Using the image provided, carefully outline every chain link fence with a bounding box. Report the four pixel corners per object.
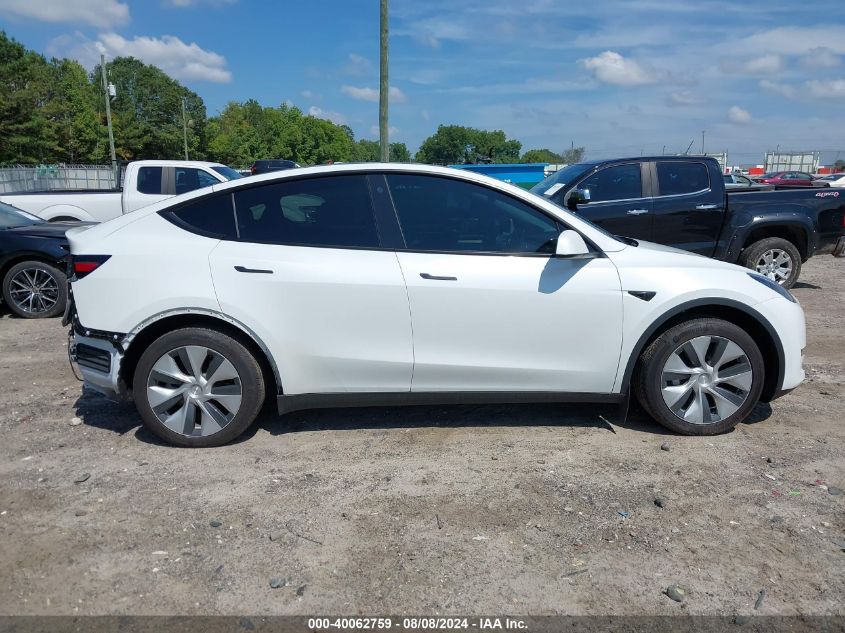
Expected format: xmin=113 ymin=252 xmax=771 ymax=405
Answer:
xmin=0 ymin=165 xmax=117 ymax=194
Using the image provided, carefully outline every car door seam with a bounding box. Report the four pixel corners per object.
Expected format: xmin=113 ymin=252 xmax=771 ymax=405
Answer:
xmin=393 ymin=250 xmax=416 ymax=392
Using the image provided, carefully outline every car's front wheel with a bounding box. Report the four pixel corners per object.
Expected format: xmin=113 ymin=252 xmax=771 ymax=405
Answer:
xmin=133 ymin=327 xmax=265 ymax=447
xmin=634 ymin=318 xmax=764 ymax=435
xmin=2 ymin=260 xmax=67 ymax=319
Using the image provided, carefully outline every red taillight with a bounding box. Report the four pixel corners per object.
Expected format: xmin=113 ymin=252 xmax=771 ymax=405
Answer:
xmin=72 ymin=255 xmax=111 ymax=279
xmin=250 ymin=165 xmax=257 ymax=174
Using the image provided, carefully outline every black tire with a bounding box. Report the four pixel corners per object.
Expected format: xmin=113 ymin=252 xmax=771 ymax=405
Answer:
xmin=132 ymin=327 xmax=265 ymax=447
xmin=633 ymin=318 xmax=764 ymax=435
xmin=740 ymin=237 xmax=801 ymax=289
xmin=2 ymin=260 xmax=67 ymax=319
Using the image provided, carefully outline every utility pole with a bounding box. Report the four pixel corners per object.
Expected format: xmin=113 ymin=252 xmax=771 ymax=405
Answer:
xmin=379 ymin=0 xmax=389 ymax=162
xmin=701 ymin=130 xmax=705 ymax=154
xmin=181 ymin=97 xmax=189 ymax=160
xmin=100 ymin=54 xmax=117 ymax=178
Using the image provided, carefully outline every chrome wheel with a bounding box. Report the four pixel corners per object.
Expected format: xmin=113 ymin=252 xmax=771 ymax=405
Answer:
xmin=755 ymin=248 xmax=792 ymax=284
xmin=8 ymin=267 xmax=60 ymax=315
xmin=147 ymin=346 xmax=243 ymax=437
xmin=660 ymin=335 xmax=753 ymax=425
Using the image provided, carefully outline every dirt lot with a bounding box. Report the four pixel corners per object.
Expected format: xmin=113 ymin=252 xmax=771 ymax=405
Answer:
xmin=0 ymin=256 xmax=843 ymax=618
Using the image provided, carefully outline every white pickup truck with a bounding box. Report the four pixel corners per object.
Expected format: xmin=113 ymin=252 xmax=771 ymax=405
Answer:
xmin=0 ymin=160 xmax=242 ymax=222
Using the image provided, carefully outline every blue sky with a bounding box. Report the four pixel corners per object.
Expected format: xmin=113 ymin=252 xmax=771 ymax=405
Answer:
xmin=1 ymin=0 xmax=844 ymax=165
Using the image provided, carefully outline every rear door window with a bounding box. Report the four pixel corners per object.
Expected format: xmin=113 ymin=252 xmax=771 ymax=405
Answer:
xmin=233 ymin=175 xmax=381 ymax=248
xmin=656 ymin=161 xmax=710 ymax=196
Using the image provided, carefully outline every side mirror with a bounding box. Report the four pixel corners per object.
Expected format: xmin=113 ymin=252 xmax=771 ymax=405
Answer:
xmin=566 ymin=188 xmax=591 ymax=210
xmin=555 ymin=230 xmax=591 ymax=258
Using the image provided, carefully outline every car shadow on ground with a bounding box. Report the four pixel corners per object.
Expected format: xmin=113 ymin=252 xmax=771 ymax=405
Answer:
xmin=73 ymin=389 xmax=773 ymax=447
xmin=792 ymin=281 xmax=822 ymax=290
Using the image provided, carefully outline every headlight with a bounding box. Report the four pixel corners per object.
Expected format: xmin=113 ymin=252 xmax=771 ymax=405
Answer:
xmin=747 ymin=272 xmax=796 ymax=303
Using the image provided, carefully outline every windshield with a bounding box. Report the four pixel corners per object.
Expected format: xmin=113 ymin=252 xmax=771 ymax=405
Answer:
xmin=0 ymin=201 xmax=42 ymax=228
xmin=211 ymin=165 xmax=243 ymax=180
xmin=529 ymin=163 xmax=594 ymax=197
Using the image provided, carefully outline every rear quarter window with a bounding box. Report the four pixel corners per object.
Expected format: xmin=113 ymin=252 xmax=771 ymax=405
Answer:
xmin=165 ymin=193 xmax=238 ymax=239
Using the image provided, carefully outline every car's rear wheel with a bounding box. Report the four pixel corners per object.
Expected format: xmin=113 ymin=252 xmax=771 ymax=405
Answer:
xmin=2 ymin=260 xmax=67 ymax=319
xmin=133 ymin=327 xmax=265 ymax=447
xmin=741 ymin=237 xmax=801 ymax=289
xmin=634 ymin=318 xmax=764 ymax=435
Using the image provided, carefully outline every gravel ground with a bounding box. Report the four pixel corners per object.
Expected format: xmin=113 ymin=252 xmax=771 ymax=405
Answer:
xmin=0 ymin=255 xmax=843 ymax=617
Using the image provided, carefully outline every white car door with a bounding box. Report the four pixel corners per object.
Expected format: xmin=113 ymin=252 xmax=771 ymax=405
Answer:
xmin=207 ymin=174 xmax=413 ymax=395
xmin=384 ymin=173 xmax=624 ymax=393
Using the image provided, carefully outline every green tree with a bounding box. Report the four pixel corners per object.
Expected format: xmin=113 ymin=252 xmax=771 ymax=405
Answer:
xmin=834 ymin=159 xmax=845 ymax=173
xmin=389 ymin=142 xmax=410 ymax=162
xmin=99 ymin=56 xmax=207 ymax=160
xmin=354 ymin=139 xmax=380 ymax=162
xmin=0 ymin=31 xmax=55 ymax=163
xmin=351 ymin=139 xmax=409 ymax=162
xmin=45 ymin=58 xmax=104 ymax=163
xmin=415 ymin=125 xmax=521 ymax=164
xmin=521 ymin=148 xmax=563 ymax=163
xmin=561 ymin=146 xmax=586 ymax=164
xmin=206 ymin=101 xmax=358 ymax=166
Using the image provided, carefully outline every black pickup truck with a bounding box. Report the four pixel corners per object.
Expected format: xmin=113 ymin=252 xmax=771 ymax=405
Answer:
xmin=531 ymin=156 xmax=845 ymax=288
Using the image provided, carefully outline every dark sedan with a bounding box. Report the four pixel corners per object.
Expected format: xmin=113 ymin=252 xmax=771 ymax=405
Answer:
xmin=249 ymin=159 xmax=300 ymax=175
xmin=0 ymin=201 xmax=92 ymax=318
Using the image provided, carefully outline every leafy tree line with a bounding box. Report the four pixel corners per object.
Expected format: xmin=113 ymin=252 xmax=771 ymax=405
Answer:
xmin=0 ymin=31 xmax=578 ymax=168
xmin=414 ymin=124 xmax=584 ymax=165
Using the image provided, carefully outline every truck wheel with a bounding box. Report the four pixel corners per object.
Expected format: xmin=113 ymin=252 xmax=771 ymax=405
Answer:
xmin=634 ymin=318 xmax=764 ymax=436
xmin=132 ymin=327 xmax=265 ymax=448
xmin=741 ymin=237 xmax=801 ymax=289
xmin=2 ymin=260 xmax=67 ymax=319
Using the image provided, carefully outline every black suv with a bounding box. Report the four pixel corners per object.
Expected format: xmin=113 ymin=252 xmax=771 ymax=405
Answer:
xmin=249 ymin=160 xmax=300 ymax=175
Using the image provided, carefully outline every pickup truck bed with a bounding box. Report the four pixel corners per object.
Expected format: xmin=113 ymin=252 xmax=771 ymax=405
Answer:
xmin=0 ymin=160 xmax=240 ymax=223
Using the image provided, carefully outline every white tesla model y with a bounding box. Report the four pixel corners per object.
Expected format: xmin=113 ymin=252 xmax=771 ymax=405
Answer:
xmin=65 ymin=164 xmax=805 ymax=447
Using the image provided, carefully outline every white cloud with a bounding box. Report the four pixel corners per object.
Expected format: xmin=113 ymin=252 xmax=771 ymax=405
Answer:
xmin=806 ymin=79 xmax=845 ymax=98
xmin=727 ymin=105 xmax=752 ymax=124
xmin=308 ymin=106 xmax=346 ymax=125
xmin=731 ymin=26 xmax=845 ymax=56
xmin=0 ymin=0 xmax=129 ymax=28
xmin=720 ymin=53 xmax=782 ymax=75
xmin=341 ymin=85 xmax=378 ymax=101
xmin=94 ymin=33 xmax=231 ymax=83
xmin=345 ymin=53 xmax=372 ymax=75
xmin=666 ymin=90 xmax=701 ymax=106
xmin=744 ymin=54 xmax=782 ymax=74
xmin=370 ymin=125 xmax=399 ymax=137
xmin=164 ymin=0 xmax=237 ymax=6
xmin=759 ymin=79 xmax=796 ymax=99
xmin=800 ymin=47 xmax=841 ymax=69
xmin=581 ymin=51 xmax=664 ymax=87
xmin=341 ymin=85 xmax=407 ymax=103
xmin=403 ymin=17 xmax=469 ymax=48
xmin=420 ymin=109 xmax=430 ymax=121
